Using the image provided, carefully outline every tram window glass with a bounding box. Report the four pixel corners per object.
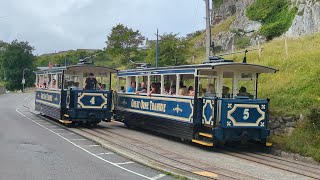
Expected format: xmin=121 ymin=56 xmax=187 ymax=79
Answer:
xmin=136 ymin=76 xmax=148 ymax=94
xmin=118 ymin=77 xmax=126 ymax=92
xmin=64 ymin=74 xmax=80 ymax=89
xmin=179 ymin=74 xmax=195 ymax=96
xmin=198 ymin=77 xmax=217 ymax=97
xmin=237 ymin=73 xmax=255 ymax=99
xmin=162 ymin=75 xmax=176 ymax=95
xmin=222 ymin=72 xmax=234 ymax=98
xmin=149 ymin=75 xmax=161 ymax=94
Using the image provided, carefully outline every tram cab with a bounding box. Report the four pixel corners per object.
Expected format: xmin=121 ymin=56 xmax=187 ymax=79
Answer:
xmin=35 ymin=61 xmax=117 ymax=125
xmin=114 ymin=57 xmax=277 ymax=146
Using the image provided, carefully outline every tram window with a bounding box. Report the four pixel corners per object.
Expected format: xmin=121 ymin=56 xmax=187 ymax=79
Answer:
xmin=237 ymin=73 xmax=255 ymax=99
xmin=162 ymin=75 xmax=176 ymax=95
xmin=149 ymin=75 xmax=161 ymax=94
xmin=198 ymin=77 xmax=217 ymax=97
xmin=117 ymin=77 xmax=126 ymax=92
xmin=222 ymin=72 xmax=234 ymax=98
xmin=136 ymin=76 xmax=148 ymax=94
xmin=179 ymin=74 xmax=195 ymax=96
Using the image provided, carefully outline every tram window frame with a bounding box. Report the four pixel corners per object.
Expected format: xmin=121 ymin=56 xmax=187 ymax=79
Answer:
xmin=161 ymin=74 xmax=176 ymax=95
xmin=117 ymin=77 xmax=127 ymax=93
xmin=148 ymin=75 xmax=161 ymax=95
xmin=235 ymin=72 xmax=256 ymax=99
xmin=198 ymin=76 xmax=218 ymax=98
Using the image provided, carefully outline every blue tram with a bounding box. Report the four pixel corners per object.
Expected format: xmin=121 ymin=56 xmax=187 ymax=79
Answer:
xmin=34 ymin=61 xmax=116 ymax=125
xmin=114 ymin=58 xmax=277 ymax=146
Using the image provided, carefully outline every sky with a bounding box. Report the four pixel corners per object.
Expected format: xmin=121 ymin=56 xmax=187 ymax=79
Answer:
xmin=0 ymin=0 xmax=206 ymax=55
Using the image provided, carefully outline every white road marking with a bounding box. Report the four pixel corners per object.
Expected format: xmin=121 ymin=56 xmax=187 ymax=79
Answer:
xmin=23 ymin=95 xmax=31 ymax=101
xmin=51 ymin=128 xmax=65 ymax=131
xmin=114 ymin=161 xmax=135 ymax=165
xmin=58 ymin=132 xmax=75 ymax=135
xmin=16 ymin=108 xmax=152 ymax=180
xmin=69 ymin=139 xmax=87 ymax=141
xmin=151 ymin=174 xmax=166 ymax=180
xmin=47 ymin=126 xmax=58 ymax=128
xmin=96 ymin=152 xmax=114 ymax=155
xmin=82 ymin=145 xmax=100 ymax=147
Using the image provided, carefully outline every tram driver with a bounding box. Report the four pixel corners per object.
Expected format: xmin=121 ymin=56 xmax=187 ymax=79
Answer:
xmin=83 ymin=73 xmax=102 ymax=90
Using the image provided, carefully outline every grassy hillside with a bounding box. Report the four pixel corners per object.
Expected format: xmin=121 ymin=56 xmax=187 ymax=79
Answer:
xmin=190 ymin=33 xmax=320 ymax=116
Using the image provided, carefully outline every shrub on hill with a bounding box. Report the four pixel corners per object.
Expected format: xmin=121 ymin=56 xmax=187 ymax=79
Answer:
xmin=246 ymin=0 xmax=298 ymax=40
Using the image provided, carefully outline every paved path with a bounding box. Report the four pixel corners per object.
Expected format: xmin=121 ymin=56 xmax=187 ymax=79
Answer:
xmin=0 ymin=93 xmax=173 ymax=180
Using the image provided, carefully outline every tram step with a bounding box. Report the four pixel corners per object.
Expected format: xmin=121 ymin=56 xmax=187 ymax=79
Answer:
xmin=198 ymin=132 xmax=213 ymax=139
xmin=192 ymin=139 xmax=214 ymax=147
xmin=59 ymin=120 xmax=72 ymax=124
xmin=203 ymin=124 xmax=213 ymax=128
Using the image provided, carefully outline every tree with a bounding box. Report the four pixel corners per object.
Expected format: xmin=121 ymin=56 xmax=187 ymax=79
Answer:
xmin=0 ymin=40 xmax=35 ymax=90
xmin=147 ymin=33 xmax=189 ymax=67
xmin=106 ymin=24 xmax=145 ymax=64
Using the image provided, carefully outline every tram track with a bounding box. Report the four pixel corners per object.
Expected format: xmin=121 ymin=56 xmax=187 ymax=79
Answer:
xmin=24 ymin=98 xmax=319 ymax=180
xmin=78 ymin=126 xmax=259 ymax=180
xmin=219 ymin=149 xmax=320 ymax=179
xmin=89 ymin=126 xmax=320 ymax=179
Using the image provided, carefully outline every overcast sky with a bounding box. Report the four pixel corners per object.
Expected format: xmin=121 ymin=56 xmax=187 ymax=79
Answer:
xmin=0 ymin=0 xmax=206 ymax=55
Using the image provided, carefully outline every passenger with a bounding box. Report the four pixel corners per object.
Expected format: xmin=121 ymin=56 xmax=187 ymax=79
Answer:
xmin=164 ymin=85 xmax=170 ymax=94
xmin=237 ymin=86 xmax=254 ymax=99
xmin=127 ymin=82 xmax=136 ymax=93
xmin=83 ymin=73 xmax=102 ymax=90
xmin=178 ymin=87 xmax=188 ymax=96
xmin=169 ymin=85 xmax=176 ymax=95
xmin=148 ymin=82 xmax=157 ymax=96
xmin=120 ymin=86 xmax=125 ymax=92
xmin=188 ymin=86 xmax=195 ymax=96
xmin=198 ymin=83 xmax=206 ymax=96
xmin=205 ymin=83 xmax=216 ymax=97
xmin=52 ymin=79 xmax=57 ymax=88
xmin=222 ymin=86 xmax=230 ymax=98
xmin=137 ymin=82 xmax=147 ymax=93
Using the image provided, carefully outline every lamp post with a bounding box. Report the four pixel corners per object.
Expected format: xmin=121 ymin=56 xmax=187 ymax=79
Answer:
xmin=22 ymin=68 xmax=29 ymax=93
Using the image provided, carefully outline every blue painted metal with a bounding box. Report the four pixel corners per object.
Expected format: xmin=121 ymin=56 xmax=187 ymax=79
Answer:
xmin=212 ymin=98 xmax=270 ymax=141
xmin=117 ymin=94 xmax=194 ymax=123
xmin=68 ymin=89 xmax=112 ymax=121
xmin=118 ymin=69 xmax=196 ymax=77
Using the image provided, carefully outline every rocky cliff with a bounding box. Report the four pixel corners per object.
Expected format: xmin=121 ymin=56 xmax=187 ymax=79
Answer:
xmin=287 ymin=0 xmax=320 ymax=37
xmin=207 ymin=0 xmax=320 ymax=51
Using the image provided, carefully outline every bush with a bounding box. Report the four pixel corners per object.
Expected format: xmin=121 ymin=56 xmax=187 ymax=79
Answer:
xmin=246 ymin=0 xmax=298 ymax=40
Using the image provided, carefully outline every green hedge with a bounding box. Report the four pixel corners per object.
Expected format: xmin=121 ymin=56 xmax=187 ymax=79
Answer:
xmin=246 ymin=0 xmax=298 ymax=40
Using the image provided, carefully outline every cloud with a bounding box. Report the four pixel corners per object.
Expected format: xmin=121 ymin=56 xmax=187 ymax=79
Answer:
xmin=0 ymin=0 xmax=205 ymax=55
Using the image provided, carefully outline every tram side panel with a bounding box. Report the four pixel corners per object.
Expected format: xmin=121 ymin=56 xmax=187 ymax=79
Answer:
xmin=35 ymin=89 xmax=66 ymax=120
xmin=67 ymin=89 xmax=112 ymax=123
xmin=115 ymin=94 xmax=194 ymax=140
xmin=213 ymin=98 xmax=270 ymax=143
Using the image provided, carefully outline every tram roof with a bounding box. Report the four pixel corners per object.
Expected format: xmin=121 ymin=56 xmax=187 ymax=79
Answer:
xmin=117 ymin=61 xmax=278 ymax=76
xmin=66 ymin=64 xmax=117 ymax=74
xmin=35 ymin=64 xmax=117 ymax=74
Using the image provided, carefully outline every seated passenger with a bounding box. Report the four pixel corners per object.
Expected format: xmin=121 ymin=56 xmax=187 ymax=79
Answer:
xmin=120 ymin=86 xmax=125 ymax=92
xmin=169 ymin=85 xmax=176 ymax=95
xmin=205 ymin=83 xmax=216 ymax=97
xmin=136 ymin=82 xmax=147 ymax=94
xmin=178 ymin=87 xmax=188 ymax=96
xmin=127 ymin=82 xmax=136 ymax=93
xmin=188 ymin=86 xmax=195 ymax=96
xmin=148 ymin=82 xmax=157 ymax=96
xmin=237 ymin=86 xmax=253 ymax=99
xmin=84 ymin=73 xmax=102 ymax=90
xmin=163 ymin=85 xmax=170 ymax=94
xmin=222 ymin=86 xmax=230 ymax=98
